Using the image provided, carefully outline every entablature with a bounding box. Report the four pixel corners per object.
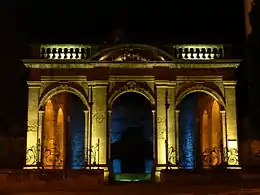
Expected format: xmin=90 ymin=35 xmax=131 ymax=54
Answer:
xmin=23 ymin=59 xmax=241 ymax=69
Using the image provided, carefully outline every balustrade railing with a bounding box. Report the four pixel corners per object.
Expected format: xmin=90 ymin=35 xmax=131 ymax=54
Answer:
xmin=173 ymin=44 xmax=224 ymax=60
xmin=40 ymin=45 xmax=91 ymax=59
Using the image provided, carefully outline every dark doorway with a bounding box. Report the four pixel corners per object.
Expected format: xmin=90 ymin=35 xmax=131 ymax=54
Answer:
xmin=110 ymin=92 xmax=153 ymax=180
xmin=121 ymin=127 xmax=146 ymax=173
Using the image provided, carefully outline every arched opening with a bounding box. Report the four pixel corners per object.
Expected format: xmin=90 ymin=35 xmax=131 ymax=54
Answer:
xmin=178 ymin=92 xmax=222 ymax=169
xmin=42 ymin=92 xmax=86 ymax=169
xmin=111 ymin=92 xmax=153 ymax=181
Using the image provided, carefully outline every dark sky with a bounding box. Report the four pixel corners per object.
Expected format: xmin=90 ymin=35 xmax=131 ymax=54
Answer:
xmin=15 ymin=0 xmax=245 ymax=44
xmin=0 ymin=0 xmax=246 ymax=132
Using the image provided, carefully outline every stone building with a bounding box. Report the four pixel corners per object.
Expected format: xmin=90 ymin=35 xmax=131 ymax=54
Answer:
xmin=24 ymin=44 xmax=240 ymax=182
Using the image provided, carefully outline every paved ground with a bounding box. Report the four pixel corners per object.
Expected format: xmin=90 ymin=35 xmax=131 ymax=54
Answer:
xmin=1 ymin=181 xmax=260 ymax=195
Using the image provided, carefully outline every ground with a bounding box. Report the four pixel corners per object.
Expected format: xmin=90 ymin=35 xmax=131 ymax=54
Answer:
xmin=2 ymin=181 xmax=260 ymax=195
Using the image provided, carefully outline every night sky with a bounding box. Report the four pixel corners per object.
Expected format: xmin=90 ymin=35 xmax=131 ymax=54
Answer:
xmin=1 ymin=0 xmax=245 ymax=134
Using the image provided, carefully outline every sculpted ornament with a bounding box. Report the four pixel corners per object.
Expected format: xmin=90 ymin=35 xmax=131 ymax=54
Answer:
xmin=109 ymin=81 xmax=155 ymax=107
xmin=28 ymin=124 xmax=38 ymax=132
xmin=176 ymin=83 xmax=225 ymax=107
xmin=94 ymin=112 xmax=105 ymax=124
xmin=157 ymin=116 xmax=164 ymax=124
xmin=59 ymin=84 xmax=69 ymax=91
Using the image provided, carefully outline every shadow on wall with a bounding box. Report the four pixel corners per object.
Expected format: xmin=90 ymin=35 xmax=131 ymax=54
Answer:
xmin=0 ymin=136 xmax=25 ymax=168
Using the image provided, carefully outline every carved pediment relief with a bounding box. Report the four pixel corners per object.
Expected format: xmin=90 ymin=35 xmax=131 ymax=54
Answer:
xmin=99 ymin=48 xmax=164 ymax=62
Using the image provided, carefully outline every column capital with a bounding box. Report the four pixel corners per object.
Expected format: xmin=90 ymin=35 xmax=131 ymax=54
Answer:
xmin=83 ymin=110 xmax=89 ymax=114
xmin=27 ymin=81 xmax=41 ymax=88
xmin=108 ymin=110 xmax=112 ymax=114
xmin=39 ymin=110 xmax=45 ymax=114
xmin=175 ymin=110 xmax=180 ymax=113
xmin=220 ymin=110 xmax=226 ymax=114
xmin=152 ymin=110 xmax=156 ymax=113
xmin=223 ymin=81 xmax=236 ymax=88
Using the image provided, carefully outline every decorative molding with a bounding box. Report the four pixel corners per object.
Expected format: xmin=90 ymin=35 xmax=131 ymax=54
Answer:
xmin=109 ymin=75 xmax=155 ymax=82
xmin=93 ymin=112 xmax=105 ymax=124
xmin=108 ymin=81 xmax=155 ymax=109
xmin=41 ymin=76 xmax=87 ymax=82
xmin=155 ymin=80 xmax=176 ymax=86
xmin=27 ymin=81 xmax=41 ymax=87
xmin=39 ymin=85 xmax=90 ymax=109
xmin=28 ymin=124 xmax=38 ymax=132
xmin=175 ymin=83 xmax=225 ymax=108
xmin=176 ymin=76 xmax=223 ymax=81
xmin=223 ymin=81 xmax=237 ymax=88
xmin=23 ymin=60 xmax=240 ymax=69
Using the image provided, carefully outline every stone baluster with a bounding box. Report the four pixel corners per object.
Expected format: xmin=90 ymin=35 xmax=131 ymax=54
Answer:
xmin=46 ymin=48 xmax=51 ymax=59
xmin=207 ymin=48 xmax=212 ymax=59
xmin=190 ymin=48 xmax=194 ymax=59
xmin=195 ymin=48 xmax=200 ymax=59
xmin=184 ymin=48 xmax=188 ymax=59
xmin=179 ymin=48 xmax=183 ymax=59
xmin=201 ymin=48 xmax=206 ymax=59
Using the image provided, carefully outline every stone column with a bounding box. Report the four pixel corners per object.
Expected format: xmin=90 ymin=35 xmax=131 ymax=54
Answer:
xmin=175 ymin=110 xmax=180 ymax=165
xmin=84 ymin=110 xmax=89 ymax=166
xmin=25 ymin=81 xmax=41 ymax=168
xmin=168 ymin=85 xmax=176 ymax=165
xmin=220 ymin=110 xmax=227 ymax=161
xmin=37 ymin=110 xmax=44 ymax=164
xmin=224 ymin=82 xmax=239 ymax=166
xmin=91 ymin=84 xmax=107 ymax=168
xmin=108 ymin=110 xmax=112 ymax=161
xmin=152 ymin=110 xmax=156 ymax=161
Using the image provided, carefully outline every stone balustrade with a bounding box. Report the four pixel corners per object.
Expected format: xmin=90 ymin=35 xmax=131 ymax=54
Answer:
xmin=40 ymin=44 xmax=91 ymax=59
xmin=38 ymin=44 xmax=228 ymax=60
xmin=173 ymin=44 xmax=224 ymax=60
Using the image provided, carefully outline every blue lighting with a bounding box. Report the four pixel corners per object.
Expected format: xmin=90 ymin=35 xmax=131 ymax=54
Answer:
xmin=179 ymin=94 xmax=196 ymax=169
xmin=145 ymin=160 xmax=153 ymax=173
xmin=113 ymin=159 xmax=121 ymax=173
xmin=69 ymin=95 xmax=85 ymax=169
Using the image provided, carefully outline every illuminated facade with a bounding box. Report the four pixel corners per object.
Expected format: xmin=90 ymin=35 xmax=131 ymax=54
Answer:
xmin=24 ymin=44 xmax=240 ymax=182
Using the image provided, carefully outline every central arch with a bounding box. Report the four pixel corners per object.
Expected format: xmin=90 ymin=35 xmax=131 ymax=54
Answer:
xmin=110 ymin=92 xmax=154 ymax=181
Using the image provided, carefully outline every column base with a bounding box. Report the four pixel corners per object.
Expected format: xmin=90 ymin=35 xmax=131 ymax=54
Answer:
xmin=23 ymin=166 xmax=38 ymax=170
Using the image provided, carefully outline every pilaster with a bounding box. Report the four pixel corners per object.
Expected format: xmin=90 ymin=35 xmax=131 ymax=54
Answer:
xmin=25 ymin=81 xmax=41 ymax=168
xmin=91 ymin=84 xmax=108 ymax=168
xmin=224 ymin=81 xmax=239 ymax=166
xmin=167 ymin=85 xmax=177 ymax=166
xmin=156 ymin=86 xmax=167 ymax=166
